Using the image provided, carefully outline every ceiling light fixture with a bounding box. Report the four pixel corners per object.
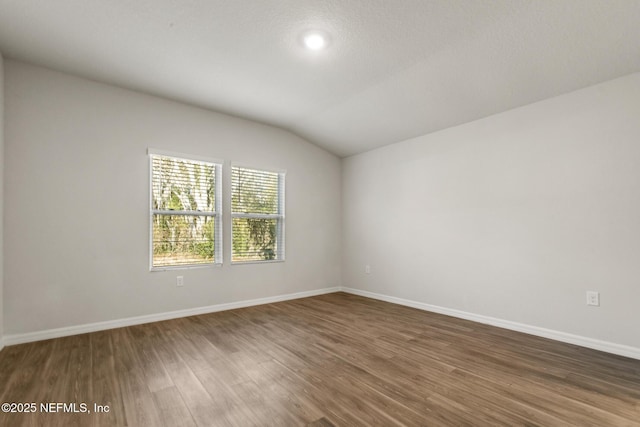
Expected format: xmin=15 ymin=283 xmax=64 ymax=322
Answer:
xmin=302 ymin=31 xmax=328 ymax=51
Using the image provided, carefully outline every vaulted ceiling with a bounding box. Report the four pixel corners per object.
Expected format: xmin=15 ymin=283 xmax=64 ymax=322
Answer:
xmin=1 ymin=1 xmax=639 ymax=157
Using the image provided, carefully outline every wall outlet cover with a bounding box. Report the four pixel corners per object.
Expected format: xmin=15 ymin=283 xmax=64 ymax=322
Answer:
xmin=586 ymin=291 xmax=599 ymax=306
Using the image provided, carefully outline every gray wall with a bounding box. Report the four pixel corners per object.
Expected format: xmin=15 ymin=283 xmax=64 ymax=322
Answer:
xmin=0 ymin=52 xmax=4 ymax=349
xmin=4 ymin=60 xmax=342 ymax=336
xmin=342 ymin=73 xmax=640 ymax=349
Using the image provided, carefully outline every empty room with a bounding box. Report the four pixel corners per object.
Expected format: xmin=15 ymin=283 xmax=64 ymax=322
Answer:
xmin=1 ymin=1 xmax=639 ymax=426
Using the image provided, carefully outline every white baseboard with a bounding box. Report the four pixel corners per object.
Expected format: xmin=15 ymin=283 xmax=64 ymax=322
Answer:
xmin=341 ymin=287 xmax=640 ymax=361
xmin=2 ymin=286 xmax=341 ymax=347
xmin=5 ymin=285 xmax=639 ymax=361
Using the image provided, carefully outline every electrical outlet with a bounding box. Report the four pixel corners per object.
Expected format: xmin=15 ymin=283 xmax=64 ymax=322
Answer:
xmin=586 ymin=291 xmax=599 ymax=306
xmin=365 ymin=265 xmax=371 ymax=274
xmin=177 ymin=276 xmax=184 ymax=287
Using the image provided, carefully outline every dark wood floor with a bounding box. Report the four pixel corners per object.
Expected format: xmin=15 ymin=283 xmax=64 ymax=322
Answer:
xmin=1 ymin=292 xmax=639 ymax=426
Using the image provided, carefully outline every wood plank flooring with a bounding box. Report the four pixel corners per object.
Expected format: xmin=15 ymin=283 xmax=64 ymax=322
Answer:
xmin=1 ymin=292 xmax=639 ymax=426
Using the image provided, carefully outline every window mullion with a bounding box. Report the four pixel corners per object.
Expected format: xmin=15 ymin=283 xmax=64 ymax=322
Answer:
xmin=231 ymin=213 xmax=282 ymax=219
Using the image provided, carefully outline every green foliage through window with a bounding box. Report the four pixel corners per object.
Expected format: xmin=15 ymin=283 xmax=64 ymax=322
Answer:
xmin=231 ymin=166 xmax=284 ymax=262
xmin=151 ymin=154 xmax=220 ymax=267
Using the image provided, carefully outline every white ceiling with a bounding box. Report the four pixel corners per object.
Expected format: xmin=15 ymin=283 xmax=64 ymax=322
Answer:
xmin=1 ymin=1 xmax=639 ymax=157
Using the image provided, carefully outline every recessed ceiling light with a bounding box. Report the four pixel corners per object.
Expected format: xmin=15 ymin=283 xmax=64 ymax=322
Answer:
xmin=302 ymin=31 xmax=328 ymax=51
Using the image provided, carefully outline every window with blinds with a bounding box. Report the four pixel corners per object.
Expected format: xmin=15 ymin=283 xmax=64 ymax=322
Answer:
xmin=150 ymin=152 xmax=222 ymax=268
xmin=231 ymin=166 xmax=285 ymax=262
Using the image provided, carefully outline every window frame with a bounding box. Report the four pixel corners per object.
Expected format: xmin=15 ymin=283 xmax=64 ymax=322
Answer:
xmin=230 ymin=163 xmax=286 ymax=264
xmin=148 ymin=149 xmax=223 ymax=271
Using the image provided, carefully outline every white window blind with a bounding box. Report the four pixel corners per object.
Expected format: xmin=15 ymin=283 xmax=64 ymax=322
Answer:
xmin=150 ymin=153 xmax=222 ymax=268
xmin=231 ymin=166 xmax=285 ymax=262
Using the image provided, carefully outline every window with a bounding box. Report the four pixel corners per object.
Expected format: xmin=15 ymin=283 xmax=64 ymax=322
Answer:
xmin=231 ymin=166 xmax=285 ymax=262
xmin=150 ymin=152 xmax=222 ymax=268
